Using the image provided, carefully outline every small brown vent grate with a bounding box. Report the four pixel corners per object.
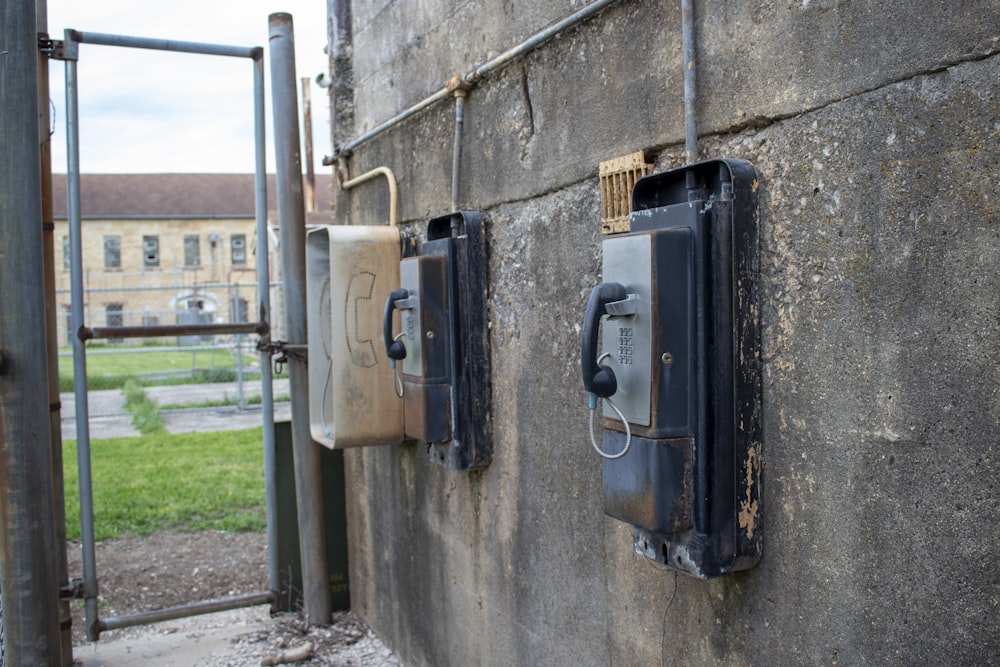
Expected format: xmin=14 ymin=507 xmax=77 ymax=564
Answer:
xmin=599 ymin=151 xmax=654 ymax=234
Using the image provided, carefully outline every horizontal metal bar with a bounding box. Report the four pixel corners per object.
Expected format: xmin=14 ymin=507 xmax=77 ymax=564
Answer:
xmin=59 ymin=343 xmax=251 ymax=356
xmin=98 ymin=591 xmax=275 ymax=634
xmin=56 ymin=283 xmax=277 ymax=296
xmin=54 ymin=214 xmax=257 ymax=221
xmin=69 ymin=30 xmax=261 ymax=60
xmin=80 ymin=320 xmax=267 ymax=341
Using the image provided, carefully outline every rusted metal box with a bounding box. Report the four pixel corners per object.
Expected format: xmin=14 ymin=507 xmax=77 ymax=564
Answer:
xmin=398 ymin=253 xmax=451 ymax=443
xmin=384 ymin=212 xmax=492 ymax=471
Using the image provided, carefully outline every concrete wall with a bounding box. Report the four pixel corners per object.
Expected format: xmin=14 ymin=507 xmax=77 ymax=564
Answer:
xmin=330 ymin=0 xmax=1000 ymax=664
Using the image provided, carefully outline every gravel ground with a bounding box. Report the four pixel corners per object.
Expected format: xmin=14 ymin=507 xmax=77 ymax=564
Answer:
xmin=59 ymin=380 xmax=396 ymax=664
xmin=67 ymin=531 xmax=400 ymax=666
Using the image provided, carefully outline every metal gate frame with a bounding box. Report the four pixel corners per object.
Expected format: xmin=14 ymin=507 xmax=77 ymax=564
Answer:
xmin=50 ymin=29 xmax=279 ymax=641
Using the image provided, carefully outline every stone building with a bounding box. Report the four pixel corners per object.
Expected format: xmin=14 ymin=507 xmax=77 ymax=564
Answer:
xmin=52 ymin=173 xmax=331 ymax=345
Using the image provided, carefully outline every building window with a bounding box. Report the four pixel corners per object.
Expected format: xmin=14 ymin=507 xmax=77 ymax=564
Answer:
xmin=104 ymin=235 xmax=121 ymax=269
xmin=62 ymin=235 xmax=70 ymax=270
xmin=184 ymin=235 xmax=200 ymax=267
xmin=64 ymin=306 xmax=72 ymax=345
xmin=231 ymin=234 xmax=247 ymax=265
xmin=106 ymin=303 xmax=124 ymax=344
xmin=232 ymin=297 xmax=249 ymax=323
xmin=142 ymin=235 xmax=160 ymax=268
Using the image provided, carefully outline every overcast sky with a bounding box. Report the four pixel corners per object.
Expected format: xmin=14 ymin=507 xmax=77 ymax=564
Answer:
xmin=45 ymin=0 xmax=330 ymax=174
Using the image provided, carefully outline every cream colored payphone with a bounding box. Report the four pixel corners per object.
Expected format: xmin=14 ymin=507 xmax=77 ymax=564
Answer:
xmin=306 ymin=225 xmax=404 ymax=448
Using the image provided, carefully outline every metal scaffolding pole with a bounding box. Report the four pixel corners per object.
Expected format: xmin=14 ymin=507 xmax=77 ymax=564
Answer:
xmin=0 ymin=0 xmax=63 ymax=662
xmin=62 ymin=36 xmax=104 ymax=642
xmin=269 ymin=11 xmax=332 ymax=627
xmin=58 ymin=27 xmax=277 ymax=640
xmin=254 ymin=52 xmax=281 ymax=599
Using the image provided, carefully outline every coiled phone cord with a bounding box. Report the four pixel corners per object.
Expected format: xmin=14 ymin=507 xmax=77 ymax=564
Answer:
xmin=390 ymin=332 xmax=405 ymax=398
xmin=588 ymin=352 xmax=632 ymax=460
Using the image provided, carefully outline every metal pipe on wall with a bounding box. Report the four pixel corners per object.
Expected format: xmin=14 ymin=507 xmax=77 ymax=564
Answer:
xmin=0 ymin=0 xmax=63 ymax=662
xmin=450 ymin=89 xmax=467 ymax=216
xmin=37 ymin=0 xmax=75 ymax=661
xmin=268 ymin=11 xmax=332 ymax=627
xmin=461 ymin=0 xmax=617 ymax=86
xmin=339 ymin=166 xmax=399 ymax=227
xmin=681 ymin=0 xmax=698 ymax=164
xmin=329 ymin=0 xmax=619 ymax=159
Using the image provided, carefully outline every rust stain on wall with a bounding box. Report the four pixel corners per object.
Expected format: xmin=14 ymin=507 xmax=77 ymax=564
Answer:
xmin=738 ymin=444 xmax=760 ymax=540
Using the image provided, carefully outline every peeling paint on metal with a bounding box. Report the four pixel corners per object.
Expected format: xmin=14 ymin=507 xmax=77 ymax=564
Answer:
xmin=738 ymin=445 xmax=760 ymax=540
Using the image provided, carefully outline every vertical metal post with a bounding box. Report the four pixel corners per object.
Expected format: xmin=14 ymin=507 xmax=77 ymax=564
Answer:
xmin=301 ymin=77 xmax=317 ymax=213
xmin=63 ymin=31 xmax=102 ymax=641
xmin=37 ymin=0 xmax=75 ymax=661
xmin=253 ymin=50 xmax=281 ymax=599
xmin=268 ymin=12 xmax=332 ymax=626
xmin=0 ymin=0 xmax=63 ymax=662
xmin=680 ymin=0 xmax=698 ymax=164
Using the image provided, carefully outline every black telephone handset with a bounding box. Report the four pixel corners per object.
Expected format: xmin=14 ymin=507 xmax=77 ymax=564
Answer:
xmin=581 ymin=282 xmax=627 ymax=399
xmin=382 ymin=288 xmax=409 ymax=361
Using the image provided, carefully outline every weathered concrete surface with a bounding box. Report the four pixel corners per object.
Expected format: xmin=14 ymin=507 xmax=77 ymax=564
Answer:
xmin=336 ymin=0 xmax=1000 ymax=664
xmin=342 ymin=0 xmax=1000 ymax=226
xmin=644 ymin=55 xmax=1000 ymax=666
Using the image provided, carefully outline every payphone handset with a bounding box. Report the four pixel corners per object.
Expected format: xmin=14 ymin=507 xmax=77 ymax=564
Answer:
xmin=581 ymin=234 xmax=663 ymax=459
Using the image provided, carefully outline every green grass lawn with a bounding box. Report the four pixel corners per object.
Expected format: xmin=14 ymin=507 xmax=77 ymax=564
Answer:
xmin=63 ymin=427 xmax=266 ymax=541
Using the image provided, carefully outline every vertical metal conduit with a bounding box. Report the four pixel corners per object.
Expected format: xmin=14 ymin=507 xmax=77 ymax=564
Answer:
xmin=681 ymin=0 xmax=698 ymax=164
xmin=269 ymin=12 xmax=332 ymax=627
xmin=451 ymin=89 xmax=467 ymax=216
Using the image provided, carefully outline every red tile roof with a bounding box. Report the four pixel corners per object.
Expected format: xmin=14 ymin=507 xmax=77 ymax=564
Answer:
xmin=52 ymin=173 xmax=333 ymax=218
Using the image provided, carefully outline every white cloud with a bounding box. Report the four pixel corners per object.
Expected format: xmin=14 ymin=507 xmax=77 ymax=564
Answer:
xmin=45 ymin=0 xmax=330 ymax=174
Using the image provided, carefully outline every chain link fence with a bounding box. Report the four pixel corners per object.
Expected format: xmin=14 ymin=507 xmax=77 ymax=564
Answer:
xmin=56 ymin=276 xmax=289 ymax=436
xmin=59 ymin=341 xmax=289 ymax=420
